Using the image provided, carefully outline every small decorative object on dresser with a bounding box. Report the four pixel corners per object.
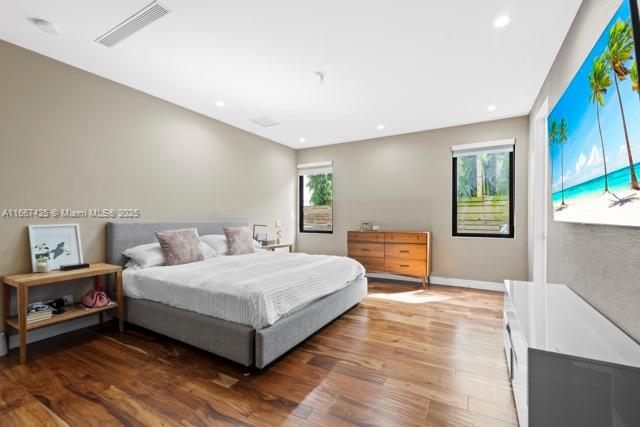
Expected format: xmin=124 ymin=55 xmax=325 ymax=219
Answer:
xmin=348 ymin=230 xmax=432 ymax=288
xmin=28 ymin=224 xmax=83 ymax=272
xmin=360 ymin=221 xmax=374 ymax=231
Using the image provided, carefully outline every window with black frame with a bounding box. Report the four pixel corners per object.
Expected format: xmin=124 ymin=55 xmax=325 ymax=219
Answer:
xmin=298 ymin=162 xmax=333 ymax=233
xmin=452 ymin=140 xmax=515 ymax=238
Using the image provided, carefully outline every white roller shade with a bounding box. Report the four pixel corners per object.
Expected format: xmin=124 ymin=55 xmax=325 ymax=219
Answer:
xmin=297 ymin=161 xmax=333 ymax=176
xmin=452 ymin=138 xmax=515 ymax=158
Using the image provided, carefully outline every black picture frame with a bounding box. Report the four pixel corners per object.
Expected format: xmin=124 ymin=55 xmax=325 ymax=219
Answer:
xmin=452 ymin=150 xmax=515 ymax=239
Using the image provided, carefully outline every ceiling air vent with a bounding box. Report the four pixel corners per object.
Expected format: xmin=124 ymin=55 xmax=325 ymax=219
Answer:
xmin=250 ymin=116 xmax=280 ymax=127
xmin=95 ymin=1 xmax=169 ymax=47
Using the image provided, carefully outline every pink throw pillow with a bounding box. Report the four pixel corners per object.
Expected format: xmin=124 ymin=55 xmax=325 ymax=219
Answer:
xmin=224 ymin=226 xmax=255 ymax=255
xmin=155 ymin=228 xmax=204 ymax=266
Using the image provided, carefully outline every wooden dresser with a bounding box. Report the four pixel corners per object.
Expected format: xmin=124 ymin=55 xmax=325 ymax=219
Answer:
xmin=348 ymin=231 xmax=432 ymax=288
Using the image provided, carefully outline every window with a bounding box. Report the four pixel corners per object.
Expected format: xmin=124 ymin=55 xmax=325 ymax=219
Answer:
xmin=452 ymin=140 xmax=515 ymax=238
xmin=298 ymin=162 xmax=333 ymax=233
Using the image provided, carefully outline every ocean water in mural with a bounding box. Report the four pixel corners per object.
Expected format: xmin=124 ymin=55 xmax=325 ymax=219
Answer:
xmin=549 ymin=0 xmax=640 ymax=226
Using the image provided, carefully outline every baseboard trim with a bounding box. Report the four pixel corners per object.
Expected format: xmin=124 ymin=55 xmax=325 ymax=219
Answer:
xmin=366 ymin=273 xmax=504 ymax=292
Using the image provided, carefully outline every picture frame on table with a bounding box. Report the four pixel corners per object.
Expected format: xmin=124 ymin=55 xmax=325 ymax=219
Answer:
xmin=28 ymin=224 xmax=83 ymax=272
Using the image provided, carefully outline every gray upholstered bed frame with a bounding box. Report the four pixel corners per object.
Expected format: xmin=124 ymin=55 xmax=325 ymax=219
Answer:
xmin=106 ymin=220 xmax=367 ymax=369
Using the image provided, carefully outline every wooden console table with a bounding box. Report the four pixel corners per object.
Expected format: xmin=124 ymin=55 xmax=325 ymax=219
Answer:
xmin=2 ymin=263 xmax=123 ymax=364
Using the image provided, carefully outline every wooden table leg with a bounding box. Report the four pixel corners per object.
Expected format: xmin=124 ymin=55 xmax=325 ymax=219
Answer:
xmin=2 ymin=284 xmax=10 ymax=351
xmin=98 ymin=274 xmax=105 ymax=328
xmin=115 ymin=270 xmax=124 ymax=332
xmin=18 ymin=285 xmax=28 ymax=364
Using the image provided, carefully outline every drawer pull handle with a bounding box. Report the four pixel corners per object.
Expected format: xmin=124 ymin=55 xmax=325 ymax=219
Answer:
xmin=400 ymin=264 xmax=409 ymax=268
xmin=400 ymin=250 xmax=410 ymax=253
xmin=362 ymin=248 xmax=370 ymax=252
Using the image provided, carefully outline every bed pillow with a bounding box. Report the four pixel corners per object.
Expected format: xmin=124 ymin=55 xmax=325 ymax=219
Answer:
xmin=155 ymin=228 xmax=206 ymax=266
xmin=200 ymin=234 xmax=229 ymax=256
xmin=201 ymin=234 xmax=266 ymax=256
xmin=223 ymin=226 xmax=255 ymax=255
xmin=123 ymin=241 xmax=214 ymax=268
xmin=122 ymin=243 xmax=166 ymax=268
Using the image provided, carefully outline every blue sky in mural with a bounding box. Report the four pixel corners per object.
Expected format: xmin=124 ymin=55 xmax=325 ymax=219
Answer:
xmin=548 ymin=0 xmax=640 ymax=196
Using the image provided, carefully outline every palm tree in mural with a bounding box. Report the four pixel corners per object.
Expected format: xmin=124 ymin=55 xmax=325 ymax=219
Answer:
xmin=605 ymin=18 xmax=640 ymax=190
xmin=549 ymin=118 xmax=567 ymax=206
xmin=589 ymin=54 xmax=612 ymax=192
xmin=558 ymin=119 xmax=569 ymax=206
xmin=631 ymin=61 xmax=640 ymax=97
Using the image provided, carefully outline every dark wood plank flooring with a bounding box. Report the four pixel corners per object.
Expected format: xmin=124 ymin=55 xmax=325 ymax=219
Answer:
xmin=0 ymin=281 xmax=517 ymax=426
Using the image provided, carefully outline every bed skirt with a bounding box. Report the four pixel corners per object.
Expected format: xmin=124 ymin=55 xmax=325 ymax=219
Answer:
xmin=124 ymin=276 xmax=368 ymax=368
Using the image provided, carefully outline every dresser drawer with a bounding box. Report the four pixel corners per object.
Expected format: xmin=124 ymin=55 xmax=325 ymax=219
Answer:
xmin=385 ymin=244 xmax=426 ymax=260
xmin=348 ymin=243 xmax=385 ymax=258
xmin=351 ymin=256 xmax=385 ymax=272
xmin=385 ymin=232 xmax=427 ymax=244
xmin=385 ymin=258 xmax=426 ymax=277
xmin=348 ymin=231 xmax=385 ymax=243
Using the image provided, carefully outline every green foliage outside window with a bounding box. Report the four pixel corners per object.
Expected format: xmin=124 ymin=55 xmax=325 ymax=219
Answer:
xmin=306 ymin=174 xmax=333 ymax=206
xmin=456 ymin=153 xmax=509 ymax=198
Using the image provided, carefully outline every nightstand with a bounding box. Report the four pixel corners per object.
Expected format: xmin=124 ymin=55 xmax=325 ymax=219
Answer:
xmin=262 ymin=243 xmax=294 ymax=252
xmin=2 ymin=263 xmax=123 ymax=364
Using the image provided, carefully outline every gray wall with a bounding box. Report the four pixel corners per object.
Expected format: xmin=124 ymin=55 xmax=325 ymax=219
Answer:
xmin=297 ymin=117 xmax=530 ymax=283
xmin=0 ymin=41 xmax=296 ymax=336
xmin=529 ymin=0 xmax=640 ymax=342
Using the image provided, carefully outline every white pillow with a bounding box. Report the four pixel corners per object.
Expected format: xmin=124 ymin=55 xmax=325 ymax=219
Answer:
xmin=123 ymin=242 xmax=214 ymax=268
xmin=200 ymin=234 xmax=228 ymax=256
xmin=125 ymin=259 xmax=143 ymax=270
xmin=200 ymin=234 xmax=264 ymax=256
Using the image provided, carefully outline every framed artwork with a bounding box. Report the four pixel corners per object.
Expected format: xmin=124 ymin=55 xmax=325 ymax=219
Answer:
xmin=28 ymin=224 xmax=83 ymax=272
xmin=548 ymin=0 xmax=640 ymax=227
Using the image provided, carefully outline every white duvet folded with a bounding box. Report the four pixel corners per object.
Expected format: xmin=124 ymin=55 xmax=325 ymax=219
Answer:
xmin=123 ymin=251 xmax=365 ymax=329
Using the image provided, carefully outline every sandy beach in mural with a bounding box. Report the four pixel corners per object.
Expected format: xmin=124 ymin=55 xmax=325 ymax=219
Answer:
xmin=554 ymin=189 xmax=640 ymax=225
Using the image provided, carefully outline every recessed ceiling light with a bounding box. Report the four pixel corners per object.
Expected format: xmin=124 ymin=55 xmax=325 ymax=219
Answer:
xmin=215 ymin=100 xmax=225 ymax=107
xmin=28 ymin=17 xmax=59 ymax=35
xmin=493 ymin=16 xmax=511 ymax=29
xmin=299 ymin=137 xmax=306 ymax=143
xmin=377 ymin=124 xmax=385 ymax=130
xmin=488 ymin=105 xmax=497 ymax=112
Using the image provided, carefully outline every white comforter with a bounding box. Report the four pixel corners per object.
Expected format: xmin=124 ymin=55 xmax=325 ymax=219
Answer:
xmin=123 ymin=251 xmax=365 ymax=329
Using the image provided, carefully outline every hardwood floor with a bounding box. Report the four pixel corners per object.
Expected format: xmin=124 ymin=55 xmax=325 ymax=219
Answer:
xmin=0 ymin=281 xmax=517 ymax=426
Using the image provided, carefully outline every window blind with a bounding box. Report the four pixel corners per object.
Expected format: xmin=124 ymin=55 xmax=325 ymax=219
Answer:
xmin=451 ymin=138 xmax=515 ymax=158
xmin=297 ymin=161 xmax=333 ymax=176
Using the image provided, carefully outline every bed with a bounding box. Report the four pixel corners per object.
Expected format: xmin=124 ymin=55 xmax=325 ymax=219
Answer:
xmin=106 ymin=220 xmax=367 ymax=369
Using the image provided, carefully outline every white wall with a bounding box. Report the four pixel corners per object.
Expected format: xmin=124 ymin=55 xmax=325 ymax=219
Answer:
xmin=297 ymin=117 xmax=530 ymax=283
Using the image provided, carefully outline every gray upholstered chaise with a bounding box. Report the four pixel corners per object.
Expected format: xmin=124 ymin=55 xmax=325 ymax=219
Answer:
xmin=106 ymin=220 xmax=367 ymax=368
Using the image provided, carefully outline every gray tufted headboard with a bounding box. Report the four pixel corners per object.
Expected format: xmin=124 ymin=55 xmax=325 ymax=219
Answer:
xmin=106 ymin=220 xmax=249 ymax=266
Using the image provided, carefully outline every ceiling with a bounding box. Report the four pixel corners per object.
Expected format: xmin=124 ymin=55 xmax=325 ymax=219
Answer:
xmin=0 ymin=0 xmax=582 ymax=149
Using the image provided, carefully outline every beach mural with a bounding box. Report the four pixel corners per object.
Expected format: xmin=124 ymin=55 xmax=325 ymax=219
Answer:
xmin=549 ymin=0 xmax=640 ymax=226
